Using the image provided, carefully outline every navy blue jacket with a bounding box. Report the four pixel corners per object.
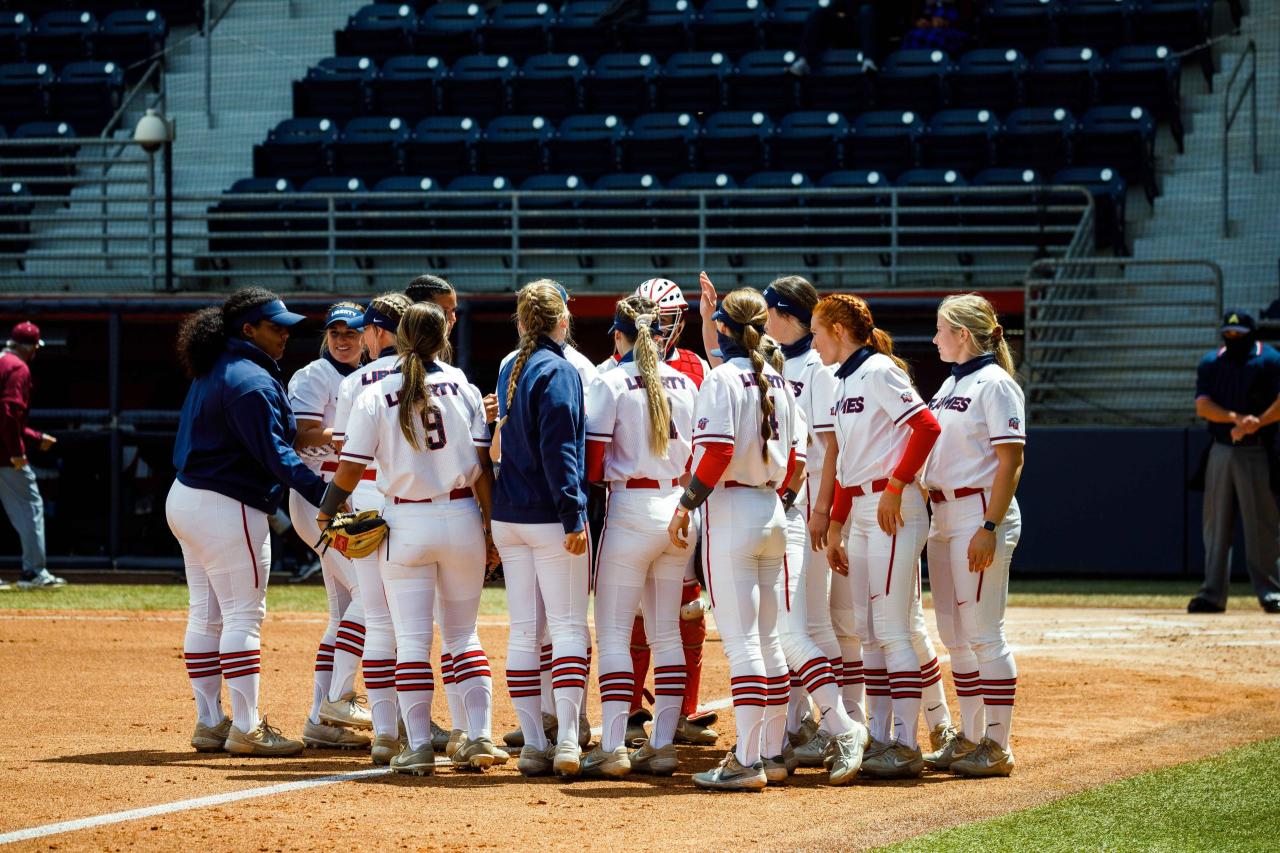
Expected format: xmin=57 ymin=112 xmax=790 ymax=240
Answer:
xmin=1196 ymin=340 xmax=1280 ymax=446
xmin=493 ymin=337 xmax=587 ymax=533
xmin=173 ymin=338 xmax=325 ymax=513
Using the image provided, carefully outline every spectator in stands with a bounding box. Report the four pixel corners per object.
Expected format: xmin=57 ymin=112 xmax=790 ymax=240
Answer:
xmin=901 ymin=0 xmax=974 ymax=55
xmin=789 ymin=0 xmax=884 ymax=75
xmin=0 ymin=322 xmax=65 ymax=590
xmin=1190 ymin=310 xmax=1280 ymax=615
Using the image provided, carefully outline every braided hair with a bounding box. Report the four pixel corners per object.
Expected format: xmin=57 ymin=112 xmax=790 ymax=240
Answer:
xmin=812 ymin=292 xmax=910 ymax=376
xmin=616 ymin=295 xmax=672 ymax=456
xmin=718 ymin=288 xmax=777 ymax=461
xmin=499 ymin=279 xmax=569 ymax=435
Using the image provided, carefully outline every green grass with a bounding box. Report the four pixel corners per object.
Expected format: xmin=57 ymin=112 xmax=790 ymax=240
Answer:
xmin=878 ymin=737 xmax=1280 ymax=853
xmin=1003 ymin=579 xmax=1260 ymax=610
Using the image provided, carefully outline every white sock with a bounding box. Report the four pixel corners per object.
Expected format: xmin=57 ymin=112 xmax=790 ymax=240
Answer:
xmin=183 ymin=632 xmax=223 ymax=727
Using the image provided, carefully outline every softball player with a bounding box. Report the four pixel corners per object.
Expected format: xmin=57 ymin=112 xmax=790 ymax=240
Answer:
xmin=921 ymin=293 xmax=1024 ymax=778
xmin=331 ymin=292 xmax=413 ymax=765
xmin=319 ymin=302 xmax=507 ymax=775
xmin=167 ymin=288 xmax=319 ymax=757
xmin=813 ymin=293 xmax=946 ymax=780
xmin=580 ymin=295 xmax=698 ymax=779
xmin=761 ymin=277 xmax=867 ymax=769
xmin=492 ymin=280 xmax=591 ymax=779
xmin=286 ymin=302 xmax=372 ymax=750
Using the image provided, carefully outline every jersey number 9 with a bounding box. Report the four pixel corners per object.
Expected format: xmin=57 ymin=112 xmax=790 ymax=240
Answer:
xmin=426 ymin=409 xmax=447 ymax=450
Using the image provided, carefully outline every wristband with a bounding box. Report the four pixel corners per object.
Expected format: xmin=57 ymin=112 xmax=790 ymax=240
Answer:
xmin=318 ymin=482 xmax=353 ymax=517
xmin=780 ymin=488 xmax=798 ymax=511
xmin=885 ymin=482 xmax=903 ymax=495
xmin=679 ymin=473 xmax=716 ymax=513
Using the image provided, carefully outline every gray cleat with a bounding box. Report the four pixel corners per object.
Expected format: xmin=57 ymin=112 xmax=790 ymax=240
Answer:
xmin=553 ymin=739 xmax=582 ymax=777
xmin=950 ymin=737 xmax=1015 ymax=777
xmin=389 ymin=743 xmax=436 ymax=776
xmin=693 ymin=751 xmax=768 ymax=792
xmin=191 ymin=717 xmax=232 ymax=753
xmin=302 ymin=718 xmax=371 ymax=749
xmin=629 ymin=741 xmax=678 ymax=776
xmin=924 ymin=725 xmax=978 ymax=771
xmin=827 ymin=724 xmax=870 ymax=786
xmin=517 ymin=743 xmax=553 ymax=776
xmin=453 ymin=737 xmax=510 ymax=770
xmin=794 ymin=729 xmax=833 ymax=768
xmin=580 ymin=744 xmax=631 ymax=778
xmin=860 ymin=740 xmax=925 ymax=779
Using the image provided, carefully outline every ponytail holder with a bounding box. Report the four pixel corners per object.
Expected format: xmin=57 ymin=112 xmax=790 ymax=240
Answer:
xmin=992 ymin=325 xmax=1004 ymax=343
xmin=636 ymin=314 xmax=654 ymax=332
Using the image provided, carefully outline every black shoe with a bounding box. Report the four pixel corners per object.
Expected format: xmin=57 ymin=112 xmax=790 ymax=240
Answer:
xmin=1187 ymin=597 xmax=1226 ymax=614
xmin=1261 ymin=596 xmax=1280 ymax=614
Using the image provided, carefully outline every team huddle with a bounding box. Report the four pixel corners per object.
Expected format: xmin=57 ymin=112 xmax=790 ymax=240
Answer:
xmin=166 ymin=272 xmax=1025 ymax=792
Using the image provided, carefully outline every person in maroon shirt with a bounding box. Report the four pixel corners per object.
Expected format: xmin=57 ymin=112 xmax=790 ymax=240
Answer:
xmin=0 ymin=322 xmax=63 ymax=590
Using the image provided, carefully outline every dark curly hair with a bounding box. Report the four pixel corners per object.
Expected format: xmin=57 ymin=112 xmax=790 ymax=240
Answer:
xmin=176 ymin=287 xmax=278 ymax=378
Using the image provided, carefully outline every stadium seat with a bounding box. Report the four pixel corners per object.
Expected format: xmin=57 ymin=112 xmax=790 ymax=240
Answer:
xmin=1026 ymin=46 xmax=1103 ymax=114
xmin=999 ymin=106 xmax=1076 ymax=177
xmin=439 ymin=54 xmax=513 ymax=119
xmin=0 ymin=63 xmax=53 ymax=129
xmin=28 ymin=11 xmax=98 ymax=69
xmin=1056 ymin=0 xmax=1136 ymax=52
xmin=0 ymin=12 xmax=33 ymax=63
xmin=52 ymin=60 xmax=123 ymax=134
xmin=580 ymin=172 xmax=661 ymax=250
xmin=876 ymin=49 xmax=955 ymax=116
xmin=1102 ymin=45 xmax=1183 ymax=151
xmin=621 ymin=111 xmax=699 ymax=178
xmin=415 ymin=2 xmax=487 ymax=62
xmin=479 ymin=1 xmax=553 ymax=59
xmin=727 ymin=50 xmax=801 ymax=114
xmin=207 ymin=177 xmax=294 ymax=256
xmin=550 ymin=1 xmax=614 ymax=60
xmin=1133 ymin=0 xmax=1213 ymax=81
xmin=475 ymin=114 xmax=553 ymax=178
xmin=1075 ymin=104 xmax=1156 ymax=202
xmin=617 ymin=0 xmax=695 ymax=56
xmin=356 ymin=175 xmax=439 ymax=251
xmin=967 ymin=167 xmax=1054 ymax=249
xmin=801 ymin=49 xmax=874 ymax=114
xmin=765 ymin=0 xmax=819 ymax=50
xmin=809 ymin=169 xmax=890 ymax=250
xmin=253 ymin=117 xmax=339 ymax=181
xmin=511 ymin=54 xmax=586 ymax=119
xmin=773 ymin=110 xmax=848 ymax=176
xmin=519 ymin=173 xmax=584 ymax=250
xmin=546 ymin=113 xmax=625 ymax=178
xmin=978 ymin=0 xmax=1060 ymax=54
xmin=654 ymin=51 xmax=728 ymax=113
xmin=286 ymin=176 xmax=370 ymax=253
xmin=664 ymin=171 xmax=737 ymax=255
xmin=0 ymin=177 xmax=34 ymax=260
xmin=692 ymin=0 xmax=766 ymax=53
xmin=433 ymin=174 xmax=513 ymax=252
xmin=845 ymin=110 xmax=924 ymax=179
xmin=583 ymin=52 xmax=657 ymax=116
xmin=293 ymin=56 xmax=376 ymax=122
xmin=695 ymin=110 xmax=774 ymax=178
xmin=949 ymin=48 xmax=1028 ymax=113
xmin=96 ymin=10 xmax=168 ymax=81
xmin=371 ymin=54 xmax=445 ymax=120
xmin=920 ymin=108 xmax=1000 ymax=174
xmin=403 ymin=115 xmax=480 ymax=179
xmin=895 ymin=167 xmax=968 ymax=253
xmin=333 ymin=116 xmax=411 ymax=183
xmin=734 ymin=170 xmax=813 ymax=244
xmin=7 ymin=120 xmax=77 ymax=195
xmin=1051 ymin=164 xmax=1127 ymax=252
xmin=335 ymin=3 xmax=415 ymax=62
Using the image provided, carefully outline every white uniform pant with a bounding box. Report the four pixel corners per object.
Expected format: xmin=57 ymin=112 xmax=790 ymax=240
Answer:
xmin=166 ymin=480 xmax=270 ymax=734
xmin=927 ymin=492 xmax=1021 ymax=748
xmin=494 ymin=519 xmax=590 ymax=750
xmin=594 ymin=486 xmax=687 ymax=751
xmin=350 ymin=485 xmax=398 ymax=736
xmin=380 ymin=498 xmax=491 ymax=750
xmin=702 ymin=487 xmax=787 ymax=767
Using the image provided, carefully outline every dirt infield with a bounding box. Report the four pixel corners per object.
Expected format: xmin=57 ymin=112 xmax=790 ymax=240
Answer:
xmin=1 ymin=606 xmax=1278 ymax=852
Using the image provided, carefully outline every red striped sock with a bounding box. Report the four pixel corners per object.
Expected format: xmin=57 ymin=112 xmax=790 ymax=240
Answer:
xmin=451 ymin=649 xmax=492 ymax=683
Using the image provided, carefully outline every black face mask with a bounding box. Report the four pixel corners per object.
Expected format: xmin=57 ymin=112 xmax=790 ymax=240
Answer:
xmin=1222 ymin=333 xmax=1256 ymax=361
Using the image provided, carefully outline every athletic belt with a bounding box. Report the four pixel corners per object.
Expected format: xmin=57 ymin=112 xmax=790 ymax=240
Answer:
xmin=724 ymin=480 xmax=769 ymax=489
xmin=848 ymin=478 xmax=889 ymax=497
xmin=928 ymin=487 xmax=984 ymax=503
xmin=320 ymin=460 xmax=377 ymax=481
xmin=393 ymin=488 xmax=473 ymax=504
xmin=621 ymin=478 xmax=680 ymax=489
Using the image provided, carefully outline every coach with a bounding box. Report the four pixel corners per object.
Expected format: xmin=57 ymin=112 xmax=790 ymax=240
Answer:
xmin=0 ymin=321 xmax=65 ymax=590
xmin=1191 ymin=311 xmax=1280 ymax=614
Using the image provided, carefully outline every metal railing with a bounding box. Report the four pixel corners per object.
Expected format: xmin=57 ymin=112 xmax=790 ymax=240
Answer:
xmin=1221 ymin=39 xmax=1258 ymax=237
xmin=1025 ymin=258 xmax=1223 ymax=426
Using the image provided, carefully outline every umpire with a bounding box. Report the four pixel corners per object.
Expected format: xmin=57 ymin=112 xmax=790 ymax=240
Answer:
xmin=1190 ymin=310 xmax=1280 ymax=614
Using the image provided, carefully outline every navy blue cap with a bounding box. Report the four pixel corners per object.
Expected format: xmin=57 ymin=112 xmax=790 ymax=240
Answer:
xmin=348 ymin=304 xmax=399 ymax=334
xmin=325 ymin=304 xmax=363 ymax=328
xmin=236 ymin=299 xmax=306 ymax=328
xmin=1221 ymin=310 xmax=1255 ymax=334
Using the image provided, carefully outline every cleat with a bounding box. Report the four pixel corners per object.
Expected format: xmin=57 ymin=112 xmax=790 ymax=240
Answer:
xmin=762 ymin=754 xmax=789 ymax=783
xmin=17 ymin=569 xmax=66 ymax=589
xmin=370 ymin=733 xmax=404 ymax=766
xmin=826 ymin=724 xmax=869 ymax=786
xmin=553 ymin=739 xmax=582 ymax=777
xmin=579 ymin=711 xmax=593 ymax=748
xmin=517 ymin=743 xmax=553 ymax=777
xmin=781 ymin=742 xmax=799 ymax=774
xmin=923 ymin=725 xmax=978 ymax=771
xmin=318 ymin=691 xmax=372 ymax=730
xmin=674 ymin=715 xmax=719 ymax=745
xmin=389 ymin=743 xmax=435 ymax=776
xmin=191 ymin=716 xmax=232 ymax=753
xmin=629 ymin=741 xmax=678 ymax=776
xmin=692 ymin=751 xmax=767 ymax=792
xmin=302 ymin=719 xmax=371 ymax=749
xmin=430 ymin=720 xmax=451 ymax=752
xmin=860 ymin=741 xmax=925 ymax=779
xmin=626 ymin=708 xmax=652 ymax=746
xmin=503 ymin=711 xmax=557 ymax=749
xmin=794 ymin=729 xmax=832 ymax=768
xmin=580 ymin=744 xmax=631 ymax=778
xmin=950 ymin=737 xmax=1015 ymax=777
xmin=445 ymin=728 xmax=466 ymax=760
xmin=453 ymin=737 xmax=510 ymax=770
xmin=788 ymin=716 xmax=819 ymax=749
xmin=224 ymin=718 xmax=303 ymax=757
xmin=686 ymin=708 xmax=718 ymax=727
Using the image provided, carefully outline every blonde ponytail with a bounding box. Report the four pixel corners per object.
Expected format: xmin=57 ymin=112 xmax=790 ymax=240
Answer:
xmin=937 ymin=292 xmax=1016 ymax=376
xmin=617 ymin=295 xmax=672 ymax=457
xmin=720 ymin=288 xmax=776 ymax=461
xmin=499 ymin=279 xmax=570 ymax=434
xmin=395 ymin=302 xmax=449 ymax=449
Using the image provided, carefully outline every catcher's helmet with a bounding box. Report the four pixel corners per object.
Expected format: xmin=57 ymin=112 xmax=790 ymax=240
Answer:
xmin=634 ymin=278 xmax=687 ymax=354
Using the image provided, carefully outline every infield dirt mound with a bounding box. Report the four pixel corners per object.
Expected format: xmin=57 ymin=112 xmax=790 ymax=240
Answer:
xmin=1 ymin=606 xmax=1277 ymax=851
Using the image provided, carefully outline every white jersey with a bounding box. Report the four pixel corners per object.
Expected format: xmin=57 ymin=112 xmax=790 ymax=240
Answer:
xmin=598 ymin=349 xmax=711 ymax=381
xmin=287 ymin=356 xmax=346 ymax=475
xmin=690 ymin=356 xmax=799 ymax=488
xmin=783 ymin=346 xmax=838 ymax=476
xmin=922 ymin=360 xmax=1026 ymax=490
xmin=584 ymin=358 xmax=697 ymax=483
xmin=340 ymin=362 xmax=491 ymax=501
xmin=500 ymin=343 xmax=598 ymax=395
xmin=831 ymin=350 xmax=927 ymax=488
xmin=333 ymin=352 xmax=401 ymax=492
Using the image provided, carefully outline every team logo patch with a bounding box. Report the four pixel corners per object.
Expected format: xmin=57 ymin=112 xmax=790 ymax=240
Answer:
xmin=900 ymin=392 xmax=913 ymax=404
xmin=697 ymin=417 xmax=709 ymax=430
xmin=1008 ymin=417 xmax=1021 ymax=430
